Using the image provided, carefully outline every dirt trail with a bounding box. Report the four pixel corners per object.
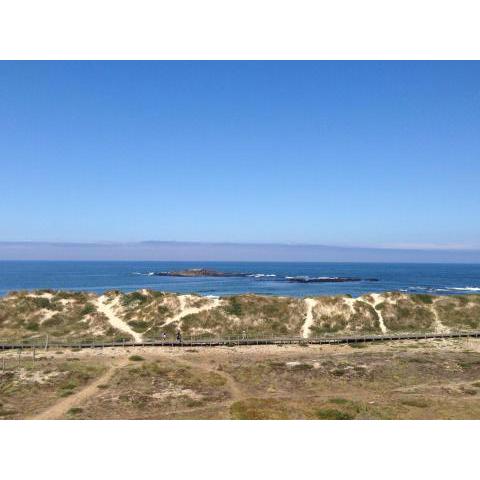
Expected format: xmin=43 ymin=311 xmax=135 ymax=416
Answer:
xmin=96 ymin=295 xmax=143 ymax=342
xmin=392 ymin=378 xmax=472 ymax=395
xmin=302 ymin=298 xmax=317 ymax=338
xmin=32 ymin=357 xmax=128 ymax=420
xmin=175 ymin=356 xmax=246 ymax=401
xmin=161 ymin=295 xmax=221 ymax=328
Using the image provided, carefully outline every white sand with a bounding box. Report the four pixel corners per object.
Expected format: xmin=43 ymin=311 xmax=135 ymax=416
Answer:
xmin=38 ymin=308 xmax=56 ymax=324
xmin=302 ymin=298 xmax=317 ymax=338
xmin=343 ymin=297 xmax=357 ymax=314
xmin=95 ymin=295 xmax=143 ymax=343
xmin=161 ymin=295 xmax=221 ymax=328
xmin=432 ymin=300 xmax=449 ymax=333
xmin=367 ymin=293 xmax=388 ymax=334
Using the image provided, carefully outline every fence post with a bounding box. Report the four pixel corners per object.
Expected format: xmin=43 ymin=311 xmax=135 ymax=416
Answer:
xmin=44 ymin=334 xmax=49 ymax=352
xmin=33 ymin=346 xmax=36 ymax=366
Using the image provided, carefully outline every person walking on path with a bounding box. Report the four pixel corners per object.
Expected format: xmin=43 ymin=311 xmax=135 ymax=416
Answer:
xmin=176 ymin=330 xmax=182 ymax=343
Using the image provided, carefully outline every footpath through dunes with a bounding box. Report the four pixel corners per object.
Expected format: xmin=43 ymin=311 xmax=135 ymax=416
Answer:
xmin=160 ymin=294 xmax=221 ymax=329
xmin=1 ymin=289 xmax=480 ymax=342
xmin=358 ymin=293 xmax=388 ymax=334
xmin=95 ymin=295 xmax=143 ymax=343
xmin=302 ymin=298 xmax=317 ymax=338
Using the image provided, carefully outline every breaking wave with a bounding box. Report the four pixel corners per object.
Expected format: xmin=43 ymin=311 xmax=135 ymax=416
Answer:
xmin=448 ymin=287 xmax=480 ymax=292
xmin=404 ymin=286 xmax=480 ymax=293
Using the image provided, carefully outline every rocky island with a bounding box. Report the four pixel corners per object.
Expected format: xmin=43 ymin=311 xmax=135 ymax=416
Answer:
xmin=151 ymin=268 xmax=378 ymax=283
xmin=154 ymin=268 xmax=250 ymax=278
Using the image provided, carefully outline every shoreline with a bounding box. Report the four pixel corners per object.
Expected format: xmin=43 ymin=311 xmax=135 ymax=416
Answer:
xmin=2 ymin=287 xmax=480 ymax=299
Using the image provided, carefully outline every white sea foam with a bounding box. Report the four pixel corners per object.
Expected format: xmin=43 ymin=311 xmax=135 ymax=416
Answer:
xmin=449 ymin=287 xmax=480 ymax=292
xmin=414 ymin=286 xmax=480 ymax=293
xmin=404 ymin=285 xmax=480 ymax=294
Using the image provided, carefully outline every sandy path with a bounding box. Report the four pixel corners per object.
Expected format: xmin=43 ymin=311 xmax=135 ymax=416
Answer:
xmin=95 ymin=295 xmax=143 ymax=343
xmin=343 ymin=297 xmax=357 ymax=314
xmin=161 ymin=295 xmax=221 ymax=328
xmin=431 ymin=302 xmax=449 ymax=333
xmin=32 ymin=357 xmax=128 ymax=420
xmin=302 ymin=298 xmax=317 ymax=338
xmin=39 ymin=308 xmax=56 ymax=324
xmin=368 ymin=294 xmax=388 ymax=334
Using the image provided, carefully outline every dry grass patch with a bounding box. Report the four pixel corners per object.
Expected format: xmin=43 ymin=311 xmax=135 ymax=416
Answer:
xmin=76 ymin=359 xmax=230 ymax=419
xmin=0 ymin=356 xmax=106 ymax=419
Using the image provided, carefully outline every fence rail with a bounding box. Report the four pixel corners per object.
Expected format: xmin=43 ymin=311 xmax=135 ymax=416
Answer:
xmin=1 ymin=330 xmax=480 ymax=350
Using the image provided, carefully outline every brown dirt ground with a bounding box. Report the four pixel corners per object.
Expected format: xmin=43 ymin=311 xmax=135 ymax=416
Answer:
xmin=3 ymin=338 xmax=480 ymax=419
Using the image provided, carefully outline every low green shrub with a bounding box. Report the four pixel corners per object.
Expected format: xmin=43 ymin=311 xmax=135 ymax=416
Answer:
xmin=129 ymin=355 xmax=144 ymax=361
xmin=80 ymin=303 xmax=96 ymax=316
xmin=411 ymin=294 xmax=434 ymax=304
xmin=25 ymin=321 xmax=39 ymax=331
xmin=315 ymin=408 xmax=354 ymax=420
xmin=67 ymin=407 xmax=83 ymax=415
xmin=59 ymin=389 xmax=74 ymax=397
xmin=127 ymin=320 xmax=149 ymax=332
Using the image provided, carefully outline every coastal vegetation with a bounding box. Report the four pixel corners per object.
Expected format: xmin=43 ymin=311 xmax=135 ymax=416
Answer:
xmin=376 ymin=294 xmax=436 ymax=332
xmin=1 ymin=289 xmax=480 ymax=342
xmin=0 ymin=290 xmax=124 ymax=341
xmin=181 ymin=295 xmax=306 ymax=337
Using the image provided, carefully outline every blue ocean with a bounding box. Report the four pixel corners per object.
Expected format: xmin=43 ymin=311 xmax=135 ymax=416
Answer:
xmin=1 ymin=261 xmax=480 ymax=297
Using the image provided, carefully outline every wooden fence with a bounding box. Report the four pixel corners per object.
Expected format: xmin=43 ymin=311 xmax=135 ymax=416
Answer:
xmin=1 ymin=329 xmax=480 ymax=351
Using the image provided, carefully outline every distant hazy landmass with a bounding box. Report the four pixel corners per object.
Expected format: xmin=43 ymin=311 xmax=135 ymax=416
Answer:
xmin=1 ymin=241 xmax=480 ymax=263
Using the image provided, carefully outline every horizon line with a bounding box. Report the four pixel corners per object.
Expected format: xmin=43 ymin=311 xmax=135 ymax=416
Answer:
xmin=1 ymin=240 xmax=480 ymax=263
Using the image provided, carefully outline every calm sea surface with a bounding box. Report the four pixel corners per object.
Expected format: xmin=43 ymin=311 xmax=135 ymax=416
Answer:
xmin=1 ymin=261 xmax=480 ymax=297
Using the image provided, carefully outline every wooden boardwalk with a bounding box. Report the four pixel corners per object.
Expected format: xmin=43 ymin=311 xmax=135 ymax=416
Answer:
xmin=2 ymin=330 xmax=480 ymax=350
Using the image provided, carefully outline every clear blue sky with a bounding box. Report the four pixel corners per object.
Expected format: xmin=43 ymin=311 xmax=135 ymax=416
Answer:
xmin=1 ymin=61 xmax=480 ymax=251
